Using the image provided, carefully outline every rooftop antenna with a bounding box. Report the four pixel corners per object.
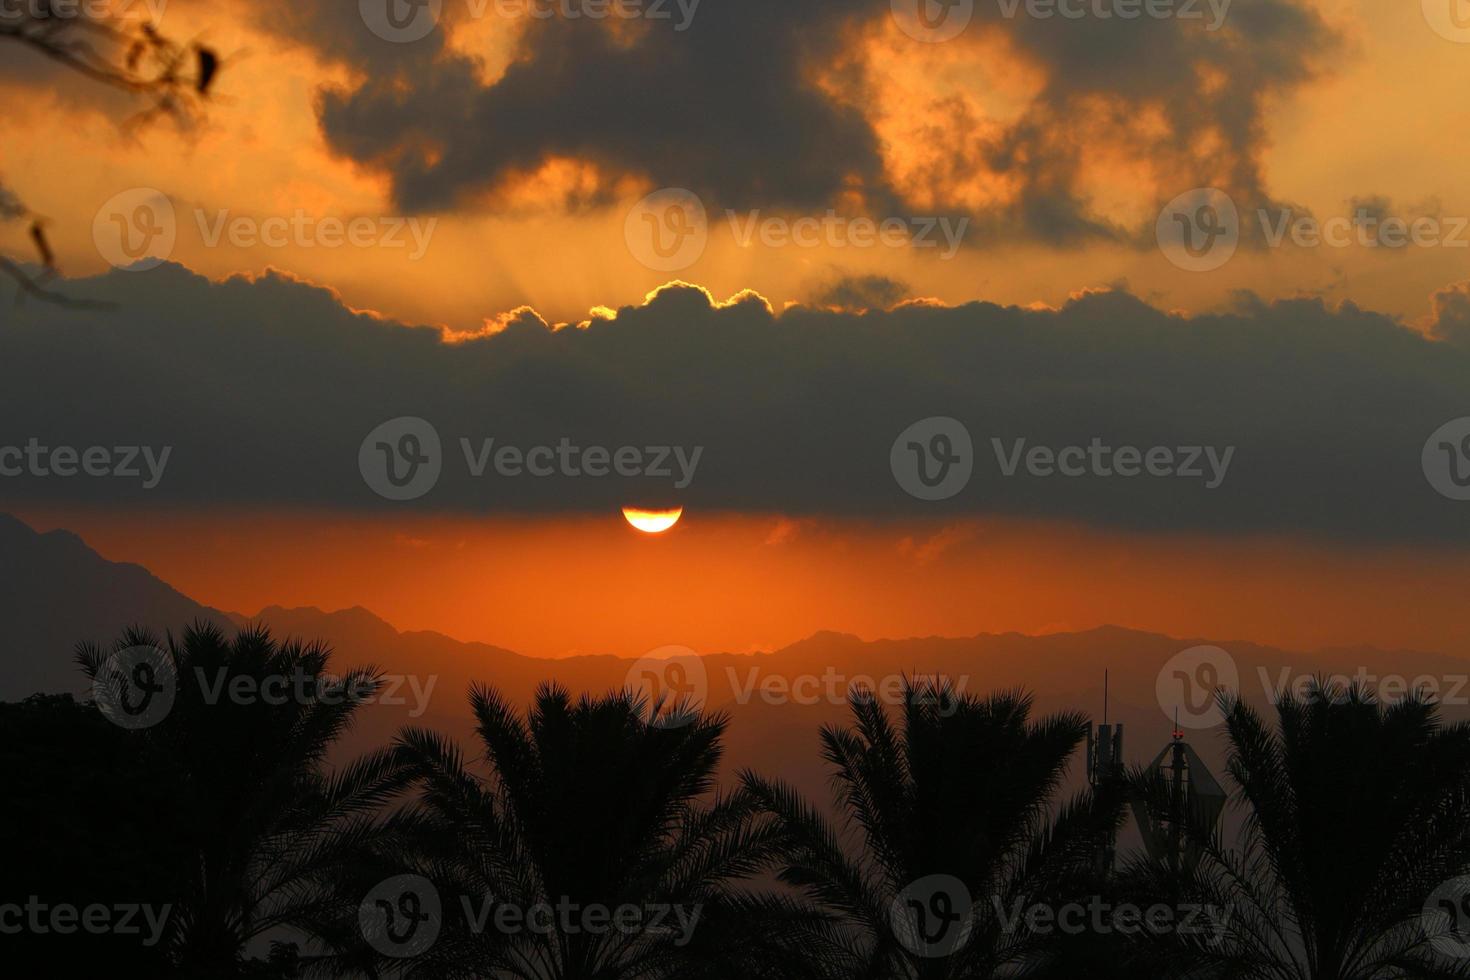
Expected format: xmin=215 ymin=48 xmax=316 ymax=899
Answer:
xmin=1087 ymin=669 xmax=1124 ymax=872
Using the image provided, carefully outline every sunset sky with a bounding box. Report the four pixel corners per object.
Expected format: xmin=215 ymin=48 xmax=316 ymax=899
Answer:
xmin=3 ymin=0 xmax=1469 ymax=659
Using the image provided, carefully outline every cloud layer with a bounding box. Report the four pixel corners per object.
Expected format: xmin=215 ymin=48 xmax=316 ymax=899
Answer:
xmin=2 ymin=263 xmax=1467 ymax=543
xmin=265 ymin=0 xmax=1338 ymax=243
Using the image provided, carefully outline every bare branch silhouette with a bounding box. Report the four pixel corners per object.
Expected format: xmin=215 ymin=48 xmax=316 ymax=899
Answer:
xmin=1 ymin=4 xmax=222 ymax=305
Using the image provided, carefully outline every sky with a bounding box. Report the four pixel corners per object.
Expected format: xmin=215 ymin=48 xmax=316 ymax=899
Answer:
xmin=2 ymin=0 xmax=1469 ymax=658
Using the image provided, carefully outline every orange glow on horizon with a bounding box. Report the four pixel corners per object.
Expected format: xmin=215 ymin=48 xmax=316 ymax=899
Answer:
xmin=11 ymin=508 xmax=1470 ymax=663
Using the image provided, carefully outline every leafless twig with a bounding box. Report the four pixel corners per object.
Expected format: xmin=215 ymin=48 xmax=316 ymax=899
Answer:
xmin=0 ymin=7 xmax=222 ymax=306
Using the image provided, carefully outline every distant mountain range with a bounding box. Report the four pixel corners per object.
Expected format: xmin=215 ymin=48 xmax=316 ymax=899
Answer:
xmin=4 ymin=511 xmax=1466 ymax=800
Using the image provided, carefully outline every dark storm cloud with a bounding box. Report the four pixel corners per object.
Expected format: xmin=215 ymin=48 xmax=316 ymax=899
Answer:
xmin=2 ymin=263 xmax=1467 ymax=543
xmin=276 ymin=0 xmax=1337 ymax=243
xmin=315 ymin=1 xmax=890 ymax=215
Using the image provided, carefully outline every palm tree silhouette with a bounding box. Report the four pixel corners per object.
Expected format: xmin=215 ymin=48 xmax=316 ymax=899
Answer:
xmin=1121 ymin=678 xmax=1470 ymax=979
xmin=76 ymin=622 xmax=417 ymax=975
xmin=376 ymin=683 xmax=782 ymax=978
xmin=739 ymin=681 xmax=1126 ymax=979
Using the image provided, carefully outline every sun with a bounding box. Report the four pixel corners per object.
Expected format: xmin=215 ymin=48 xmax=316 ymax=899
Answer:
xmin=622 ymin=506 xmax=684 ymax=534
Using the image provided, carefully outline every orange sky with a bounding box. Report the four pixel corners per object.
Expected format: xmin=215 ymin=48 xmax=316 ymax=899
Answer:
xmin=2 ymin=0 xmax=1469 ymax=331
xmin=5 ymin=0 xmax=1470 ymax=660
xmin=13 ymin=507 xmax=1470 ymax=659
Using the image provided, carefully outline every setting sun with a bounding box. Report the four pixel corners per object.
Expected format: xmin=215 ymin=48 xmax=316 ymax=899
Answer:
xmin=622 ymin=507 xmax=684 ymax=534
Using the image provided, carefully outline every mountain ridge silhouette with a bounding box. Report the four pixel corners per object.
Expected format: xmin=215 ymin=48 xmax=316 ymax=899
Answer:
xmin=6 ymin=510 xmax=1468 ymax=793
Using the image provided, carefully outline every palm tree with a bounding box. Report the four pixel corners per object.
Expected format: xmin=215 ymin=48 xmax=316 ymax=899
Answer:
xmin=76 ymin=622 xmax=417 ymax=976
xmin=739 ymin=681 xmax=1127 ymax=979
xmin=377 ymin=683 xmax=782 ymax=979
xmin=1121 ymin=678 xmax=1470 ymax=979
